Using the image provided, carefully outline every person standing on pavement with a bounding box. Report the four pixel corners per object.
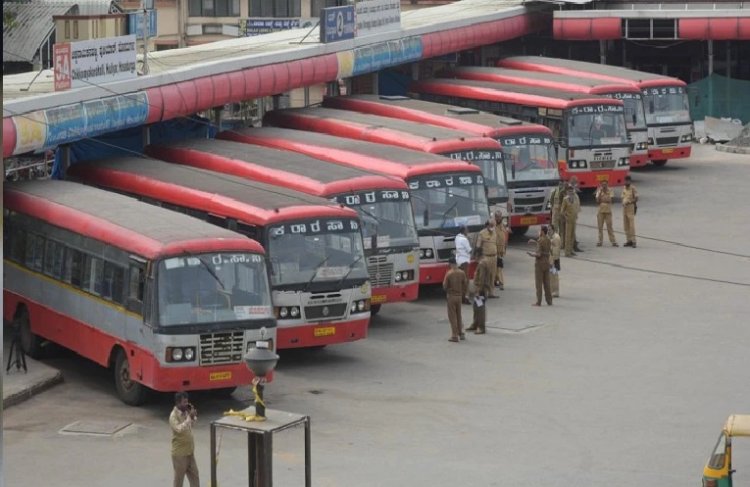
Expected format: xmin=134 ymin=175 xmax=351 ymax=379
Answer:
xmin=595 ymin=180 xmax=619 ymax=247
xmin=527 ymin=226 xmax=553 ymax=306
xmin=621 ymin=175 xmax=639 ymax=248
xmin=476 ymin=218 xmax=501 ymax=298
xmin=560 ymin=185 xmax=579 ymax=257
xmin=550 ymin=179 xmax=566 ymax=244
xmin=466 ymin=255 xmax=493 ymax=335
xmin=443 ymin=257 xmax=468 ymax=342
xmin=493 ymin=211 xmax=509 ymax=290
xmin=170 ymin=391 xmax=200 ymax=487
xmin=454 ymin=225 xmax=472 ymax=303
xmin=549 ymin=224 xmax=562 ymax=298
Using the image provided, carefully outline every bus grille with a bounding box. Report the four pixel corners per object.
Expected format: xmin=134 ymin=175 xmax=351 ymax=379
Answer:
xmin=199 ymin=331 xmax=244 ymax=365
xmin=589 ymin=160 xmax=615 ymax=170
xmin=656 ymin=136 xmax=679 ymax=146
xmin=368 ymin=256 xmax=394 ymax=287
xmin=305 ymin=303 xmax=348 ymax=321
xmin=513 ymin=196 xmax=545 ymax=207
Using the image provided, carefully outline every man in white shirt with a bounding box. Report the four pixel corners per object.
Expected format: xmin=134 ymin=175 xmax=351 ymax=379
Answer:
xmin=454 ymin=226 xmax=472 ymax=303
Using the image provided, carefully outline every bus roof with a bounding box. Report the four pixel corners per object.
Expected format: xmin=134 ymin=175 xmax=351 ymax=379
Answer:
xmin=322 ymin=94 xmax=553 ymax=140
xmin=263 ymin=107 xmax=502 ymax=154
xmin=148 ymin=138 xmax=407 ymax=198
xmin=67 ymin=157 xmax=357 ymax=227
xmin=4 ymin=180 xmax=263 ymax=259
xmin=222 ymin=126 xmax=483 ymax=180
xmin=497 ymin=56 xmax=687 ymax=89
xmin=451 ymin=66 xmax=641 ymax=95
xmin=411 ymin=78 xmax=625 ymax=110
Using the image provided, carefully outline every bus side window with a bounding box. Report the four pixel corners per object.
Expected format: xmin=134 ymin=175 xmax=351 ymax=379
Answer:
xmin=8 ymin=226 xmax=26 ymax=263
xmin=64 ymin=248 xmax=84 ymax=287
xmin=236 ymin=222 xmax=260 ymax=241
xmin=25 ymin=233 xmax=45 ymax=271
xmin=127 ymin=264 xmax=145 ymax=314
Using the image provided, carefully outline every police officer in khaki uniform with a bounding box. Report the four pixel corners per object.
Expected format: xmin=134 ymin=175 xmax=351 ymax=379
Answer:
xmin=549 ymin=224 xmax=562 ymax=297
xmin=443 ymin=257 xmax=468 ymax=342
xmin=549 ymin=179 xmax=566 ymax=241
xmin=466 ymin=257 xmax=493 ymax=335
xmin=621 ymin=175 xmax=639 ymax=248
xmin=528 ymin=226 xmax=553 ymax=306
xmin=493 ymin=211 xmax=509 ymax=290
xmin=595 ymin=180 xmax=619 ymax=247
xmin=560 ymin=185 xmax=580 ymax=257
xmin=475 ymin=219 xmax=502 ymax=298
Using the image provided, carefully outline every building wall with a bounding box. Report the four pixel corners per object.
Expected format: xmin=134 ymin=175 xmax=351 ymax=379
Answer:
xmin=54 ymin=15 xmax=128 ymax=43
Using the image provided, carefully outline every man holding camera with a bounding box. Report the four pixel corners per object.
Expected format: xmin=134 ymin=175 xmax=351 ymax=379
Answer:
xmin=170 ymin=391 xmax=200 ymax=487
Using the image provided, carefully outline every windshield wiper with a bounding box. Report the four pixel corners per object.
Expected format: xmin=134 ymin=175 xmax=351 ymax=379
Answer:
xmin=440 ymin=200 xmax=459 ymax=228
xmin=302 ymin=254 xmax=331 ymax=293
xmin=195 ymin=256 xmax=225 ymax=290
xmin=334 ymin=255 xmax=364 ymax=290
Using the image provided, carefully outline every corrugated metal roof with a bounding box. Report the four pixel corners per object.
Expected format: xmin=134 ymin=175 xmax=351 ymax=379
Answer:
xmin=3 ymin=0 xmax=117 ymax=63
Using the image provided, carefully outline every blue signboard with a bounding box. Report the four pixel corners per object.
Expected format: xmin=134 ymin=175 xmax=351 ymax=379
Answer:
xmin=128 ymin=10 xmax=157 ymax=39
xmin=44 ymin=93 xmax=149 ymax=149
xmin=351 ymin=36 xmax=423 ymax=77
xmin=320 ymin=5 xmax=355 ymax=44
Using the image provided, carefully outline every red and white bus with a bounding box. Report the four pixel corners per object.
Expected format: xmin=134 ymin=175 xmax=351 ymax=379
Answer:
xmin=322 ymin=94 xmax=560 ymax=233
xmin=68 ymin=158 xmax=371 ymax=351
xmin=231 ymin=125 xmax=490 ymax=285
xmin=4 ymin=180 xmax=276 ymax=405
xmin=411 ymin=78 xmax=631 ymax=189
xmin=450 ymin=67 xmax=649 ymax=168
xmin=264 ymin=107 xmax=507 ymax=217
xmin=147 ymin=138 xmax=419 ymax=313
xmin=497 ymin=56 xmax=692 ymax=166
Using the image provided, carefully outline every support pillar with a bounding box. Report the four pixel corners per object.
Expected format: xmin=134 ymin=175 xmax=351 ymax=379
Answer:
xmin=599 ymin=40 xmax=607 ymax=64
xmin=142 ymin=124 xmax=151 ymax=147
xmin=371 ymin=72 xmax=379 ymax=95
xmin=411 ymin=62 xmax=420 ymax=82
xmin=303 ymin=86 xmax=310 ymax=107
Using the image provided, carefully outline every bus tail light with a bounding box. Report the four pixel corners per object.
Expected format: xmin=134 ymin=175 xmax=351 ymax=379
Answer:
xmin=166 ymin=347 xmax=197 ymax=362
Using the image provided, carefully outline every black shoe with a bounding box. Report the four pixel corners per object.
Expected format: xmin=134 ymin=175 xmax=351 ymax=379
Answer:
xmin=624 ymin=241 xmax=633 ymax=247
xmin=459 ymin=333 xmax=466 ymax=340
xmin=632 ymin=243 xmax=637 ymax=248
xmin=574 ymin=247 xmax=584 ymax=252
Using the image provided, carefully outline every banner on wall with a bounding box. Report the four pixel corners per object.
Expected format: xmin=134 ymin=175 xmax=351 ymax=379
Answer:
xmin=54 ymin=35 xmax=137 ymax=91
xmin=355 ymin=0 xmax=401 ymax=37
xmin=351 ymin=36 xmax=422 ymax=77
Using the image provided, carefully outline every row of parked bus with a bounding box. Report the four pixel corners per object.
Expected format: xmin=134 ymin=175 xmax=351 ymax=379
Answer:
xmin=3 ymin=56 xmax=693 ymax=405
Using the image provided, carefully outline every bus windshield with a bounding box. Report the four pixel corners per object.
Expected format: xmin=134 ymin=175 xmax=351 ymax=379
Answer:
xmin=158 ymin=252 xmax=272 ymax=326
xmin=567 ymin=105 xmax=629 ymax=148
xmin=499 ymin=135 xmax=559 ymax=183
xmin=442 ymin=149 xmax=507 ymax=201
xmin=642 ymin=86 xmax=691 ymax=124
xmin=612 ymin=92 xmax=647 ymax=130
xmin=266 ymin=218 xmax=368 ymax=288
xmin=345 ymin=196 xmax=419 ymax=251
xmin=409 ymin=173 xmax=490 ymax=231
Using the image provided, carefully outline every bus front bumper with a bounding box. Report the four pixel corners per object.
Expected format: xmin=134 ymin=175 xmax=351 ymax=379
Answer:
xmin=371 ymin=282 xmax=419 ymax=306
xmin=276 ymin=317 xmax=369 ymax=350
xmin=649 ymin=145 xmax=692 ymax=161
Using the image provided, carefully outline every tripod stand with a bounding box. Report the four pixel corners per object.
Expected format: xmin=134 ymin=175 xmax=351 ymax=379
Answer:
xmin=6 ymin=324 xmax=28 ymax=374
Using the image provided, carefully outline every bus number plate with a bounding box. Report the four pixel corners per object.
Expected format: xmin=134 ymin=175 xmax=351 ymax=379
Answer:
xmin=662 ymin=148 xmax=674 ymax=153
xmin=520 ymin=216 xmax=537 ymax=225
xmin=371 ymin=295 xmax=387 ymax=304
xmin=596 ymin=174 xmax=610 ymax=182
xmin=314 ymin=326 xmax=336 ymax=337
xmin=210 ymin=371 xmax=232 ymax=381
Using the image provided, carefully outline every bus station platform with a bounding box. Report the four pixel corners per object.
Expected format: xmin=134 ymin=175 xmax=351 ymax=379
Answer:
xmin=2 ymin=333 xmax=63 ymax=408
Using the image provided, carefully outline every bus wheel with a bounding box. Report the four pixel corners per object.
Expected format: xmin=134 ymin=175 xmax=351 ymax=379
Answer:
xmin=370 ymin=304 xmax=381 ymax=315
xmin=16 ymin=308 xmax=42 ymax=359
xmin=513 ymin=226 xmax=529 ymax=236
xmin=652 ymin=159 xmax=668 ymax=166
xmin=114 ymin=349 xmax=148 ymax=406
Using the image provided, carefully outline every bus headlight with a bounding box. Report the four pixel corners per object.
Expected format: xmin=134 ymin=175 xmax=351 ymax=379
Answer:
xmin=397 ymin=270 xmax=414 ymax=282
xmin=166 ymin=346 xmax=197 ymax=362
xmin=569 ymin=160 xmax=587 ymax=169
xmin=350 ymin=299 xmax=370 ymax=314
xmin=647 ymin=137 xmax=654 ymax=145
xmin=395 ymin=272 xmax=402 ymax=282
xmin=357 ymin=300 xmax=366 ymax=311
xmin=636 ymin=142 xmax=648 ymax=150
xmin=617 ymin=157 xmax=630 ymax=167
xmin=680 ymin=134 xmax=693 ymax=143
xmin=279 ymin=307 xmax=289 ymax=318
xmin=425 ymin=248 xmax=434 ymax=258
xmin=290 ymin=306 xmax=300 ymax=318
xmin=350 ymin=302 xmax=357 ymax=313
